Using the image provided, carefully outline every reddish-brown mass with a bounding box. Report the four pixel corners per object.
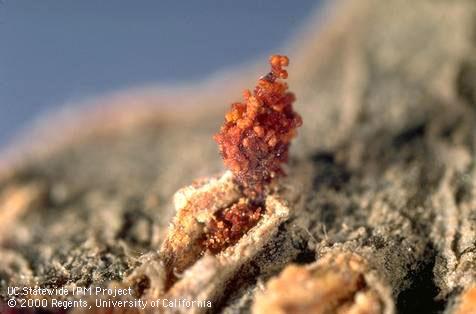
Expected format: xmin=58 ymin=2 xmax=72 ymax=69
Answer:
xmin=203 ymin=199 xmax=262 ymax=254
xmin=214 ymin=55 xmax=302 ymax=197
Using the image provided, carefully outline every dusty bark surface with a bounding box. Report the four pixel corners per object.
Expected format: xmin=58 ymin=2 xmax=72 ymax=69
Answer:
xmin=1 ymin=0 xmax=476 ymax=313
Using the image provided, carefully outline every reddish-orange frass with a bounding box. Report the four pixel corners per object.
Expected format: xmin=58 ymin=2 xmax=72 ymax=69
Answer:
xmin=203 ymin=199 xmax=262 ymax=254
xmin=214 ymin=55 xmax=302 ymax=197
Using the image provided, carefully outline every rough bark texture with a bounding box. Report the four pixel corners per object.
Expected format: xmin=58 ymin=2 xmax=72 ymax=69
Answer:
xmin=1 ymin=0 xmax=476 ymax=313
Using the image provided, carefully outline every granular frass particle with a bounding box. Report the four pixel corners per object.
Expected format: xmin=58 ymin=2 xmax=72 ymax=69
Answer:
xmin=203 ymin=198 xmax=262 ymax=254
xmin=214 ymin=55 xmax=302 ymax=198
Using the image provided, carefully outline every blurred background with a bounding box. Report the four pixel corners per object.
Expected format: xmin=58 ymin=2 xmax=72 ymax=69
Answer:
xmin=0 ymin=0 xmax=323 ymax=149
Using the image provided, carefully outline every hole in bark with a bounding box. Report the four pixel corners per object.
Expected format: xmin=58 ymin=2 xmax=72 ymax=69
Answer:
xmin=396 ymin=249 xmax=444 ymax=314
xmin=162 ymin=192 xmax=268 ymax=289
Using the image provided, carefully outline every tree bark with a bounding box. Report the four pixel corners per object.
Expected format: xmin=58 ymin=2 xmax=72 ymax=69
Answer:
xmin=1 ymin=0 xmax=476 ymax=313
